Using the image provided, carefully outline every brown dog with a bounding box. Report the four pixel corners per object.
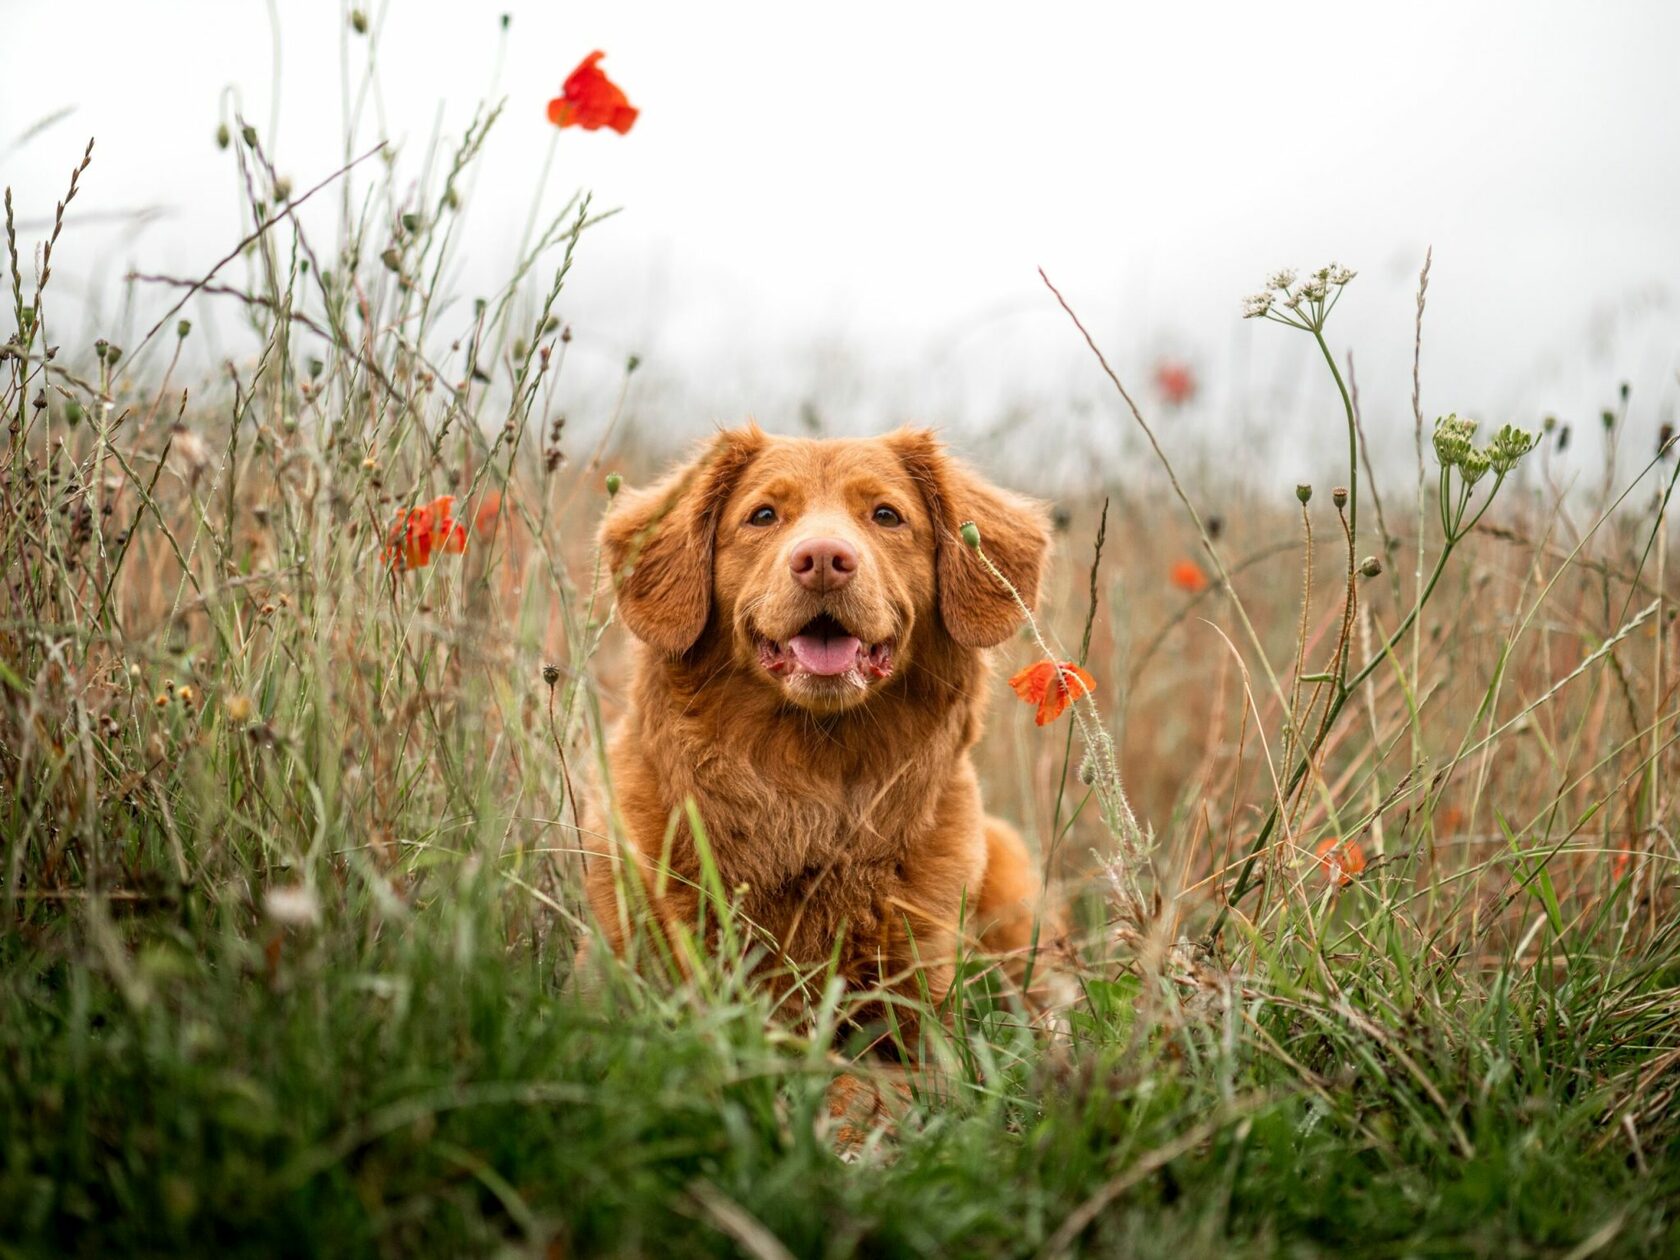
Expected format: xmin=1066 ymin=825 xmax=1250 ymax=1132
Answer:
xmin=586 ymin=424 xmax=1052 ymax=1034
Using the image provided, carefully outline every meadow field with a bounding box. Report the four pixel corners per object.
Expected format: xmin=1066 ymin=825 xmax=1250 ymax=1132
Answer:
xmin=3 ymin=53 xmax=1680 ymax=1259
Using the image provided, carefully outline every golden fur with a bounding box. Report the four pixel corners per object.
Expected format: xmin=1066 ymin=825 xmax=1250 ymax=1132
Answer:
xmin=586 ymin=425 xmax=1052 ymax=1026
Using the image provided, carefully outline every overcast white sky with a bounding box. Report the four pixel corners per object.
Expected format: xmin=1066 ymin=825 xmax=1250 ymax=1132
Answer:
xmin=4 ymin=1 xmax=1678 ymax=489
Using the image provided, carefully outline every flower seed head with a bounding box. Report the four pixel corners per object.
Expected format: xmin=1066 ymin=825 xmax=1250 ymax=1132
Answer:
xmin=1359 ymin=556 xmax=1382 ymax=578
xmin=1296 ymin=483 xmax=1312 ymax=504
xmin=959 ymin=520 xmax=982 ymax=550
xmin=605 ymin=472 xmax=622 ymax=497
xmin=1332 ymin=486 xmax=1348 ymax=509
xmin=1487 ymin=423 xmax=1537 ymax=474
xmin=541 ymin=663 xmax=560 ymax=687
xmin=1432 ymin=413 xmax=1477 ymax=468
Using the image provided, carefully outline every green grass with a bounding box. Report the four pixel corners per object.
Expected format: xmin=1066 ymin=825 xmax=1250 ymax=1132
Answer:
xmin=3 ymin=17 xmax=1679 ymax=1257
xmin=3 ymin=883 xmax=1675 ymax=1255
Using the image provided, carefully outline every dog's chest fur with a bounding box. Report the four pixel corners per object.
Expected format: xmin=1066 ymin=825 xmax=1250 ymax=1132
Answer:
xmin=610 ymin=652 xmax=988 ymax=968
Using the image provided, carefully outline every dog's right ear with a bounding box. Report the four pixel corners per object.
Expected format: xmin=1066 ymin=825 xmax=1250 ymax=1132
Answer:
xmin=598 ymin=425 xmax=766 ymax=655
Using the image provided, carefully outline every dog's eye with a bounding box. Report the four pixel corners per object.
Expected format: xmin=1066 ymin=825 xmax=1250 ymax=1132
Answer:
xmin=871 ymin=505 xmax=903 ymax=528
xmin=747 ymin=505 xmax=777 ymax=527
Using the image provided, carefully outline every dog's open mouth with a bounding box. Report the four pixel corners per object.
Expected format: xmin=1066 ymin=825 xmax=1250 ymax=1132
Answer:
xmin=757 ymin=613 xmax=894 ymax=681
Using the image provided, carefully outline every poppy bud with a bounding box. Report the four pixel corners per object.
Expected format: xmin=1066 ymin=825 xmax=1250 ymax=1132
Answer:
xmin=1620 ymin=382 xmax=1630 ymax=402
xmin=1332 ymin=487 xmax=1348 ymax=509
xmin=103 ymin=345 xmax=122 ymax=367
xmin=1049 ymin=505 xmax=1072 ymax=533
xmin=1660 ymin=423 xmax=1675 ymax=458
xmin=401 ymin=212 xmax=420 ymax=234
xmin=177 ymin=319 xmax=192 ymax=339
xmin=1359 ymin=556 xmax=1382 ymax=578
xmin=605 ymin=472 xmax=622 ymax=497
xmin=350 ymin=8 xmax=368 ymax=33
xmin=959 ymin=521 xmax=982 ymax=550
xmin=380 ymin=247 xmax=401 ymax=273
xmin=216 ymin=123 xmax=230 ymax=150
xmin=1542 ymin=415 xmax=1557 ymax=433
xmin=1296 ymin=484 xmax=1312 ymax=504
xmin=626 ymin=354 xmax=640 ymax=374
xmin=541 ymin=664 xmax=560 ymax=687
xmin=513 ymin=339 xmax=528 ymax=362
xmin=94 ymin=338 xmax=108 ymax=360
xmin=241 ymin=124 xmax=258 ymax=147
xmin=444 ymin=187 xmax=460 ymax=211
xmin=500 ymin=12 xmax=510 ymax=29
xmin=64 ymin=401 xmax=83 ymax=427
xmin=1602 ymin=410 xmax=1615 ymax=431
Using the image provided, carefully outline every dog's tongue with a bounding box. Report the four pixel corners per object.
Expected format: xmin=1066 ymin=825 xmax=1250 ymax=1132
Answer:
xmin=788 ymin=632 xmax=862 ymax=676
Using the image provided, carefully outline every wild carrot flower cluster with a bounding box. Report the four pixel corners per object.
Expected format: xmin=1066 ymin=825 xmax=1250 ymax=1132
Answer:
xmin=1432 ymin=414 xmax=1537 ymax=484
xmin=1241 ymin=264 xmax=1357 ymax=332
xmin=1431 ymin=414 xmax=1538 ymax=539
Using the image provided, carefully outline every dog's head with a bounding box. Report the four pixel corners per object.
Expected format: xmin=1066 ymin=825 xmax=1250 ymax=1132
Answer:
xmin=600 ymin=425 xmax=1050 ymax=713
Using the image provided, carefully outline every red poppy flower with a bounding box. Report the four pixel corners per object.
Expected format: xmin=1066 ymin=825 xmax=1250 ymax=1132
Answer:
xmin=1170 ymin=558 xmax=1209 ymax=593
xmin=1313 ymin=836 xmax=1367 ymax=888
xmin=383 ymin=495 xmax=468 ymax=571
xmin=1008 ymin=660 xmax=1097 ymax=726
xmin=1154 ymin=360 xmax=1196 ymax=407
xmin=547 ymin=51 xmax=638 ymax=135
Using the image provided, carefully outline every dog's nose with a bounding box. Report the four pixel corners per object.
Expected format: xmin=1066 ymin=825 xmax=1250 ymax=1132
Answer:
xmin=789 ymin=536 xmax=858 ymax=592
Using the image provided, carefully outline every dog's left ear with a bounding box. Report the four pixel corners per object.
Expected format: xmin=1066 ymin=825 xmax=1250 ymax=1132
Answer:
xmin=599 ymin=425 xmax=767 ymax=655
xmin=889 ymin=428 xmax=1051 ymax=649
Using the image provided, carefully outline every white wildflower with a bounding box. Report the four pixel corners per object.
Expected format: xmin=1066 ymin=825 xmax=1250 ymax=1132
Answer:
xmin=1267 ymin=269 xmax=1297 ymax=292
xmin=1242 ymin=292 xmax=1273 ymax=319
xmin=263 ymin=883 xmax=321 ymax=927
